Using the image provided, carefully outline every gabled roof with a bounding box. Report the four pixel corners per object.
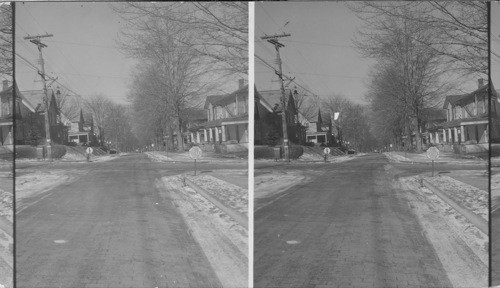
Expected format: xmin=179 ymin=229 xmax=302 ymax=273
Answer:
xmin=307 ymin=108 xmax=332 ymax=125
xmin=204 ymin=95 xmax=226 ymax=109
xmin=443 ymin=83 xmax=489 ymax=109
xmin=21 ymin=89 xmax=50 ymax=112
xmin=442 ymin=94 xmax=466 ymax=109
xmin=1 ymin=84 xmax=36 ymax=113
xmin=204 ymin=85 xmax=248 ymax=109
xmin=213 ymin=85 xmax=248 ymax=107
xmin=258 ymin=89 xmax=286 ymax=112
xmin=183 ymin=107 xmax=207 ymax=122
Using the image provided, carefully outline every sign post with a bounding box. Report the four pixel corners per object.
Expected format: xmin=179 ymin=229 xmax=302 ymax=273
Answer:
xmin=86 ymin=147 xmax=93 ymax=162
xmin=426 ymin=147 xmax=440 ymax=177
xmin=189 ymin=146 xmax=203 ymax=176
xmin=323 ymin=147 xmax=331 ymax=162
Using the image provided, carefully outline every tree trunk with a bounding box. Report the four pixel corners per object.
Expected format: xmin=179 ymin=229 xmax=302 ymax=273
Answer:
xmin=176 ymin=118 xmax=184 ymax=151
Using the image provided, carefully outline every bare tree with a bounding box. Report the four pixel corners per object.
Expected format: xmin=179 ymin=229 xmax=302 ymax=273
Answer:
xmin=121 ymin=11 xmax=218 ymax=151
xmin=84 ymin=94 xmax=112 ymax=146
xmin=323 ymin=94 xmax=375 ymax=152
xmin=354 ymin=7 xmax=450 ymax=152
xmin=349 ymin=1 xmax=487 ymax=77
xmin=0 ymin=3 xmax=12 ymax=79
xmin=113 ymin=2 xmax=248 ymax=76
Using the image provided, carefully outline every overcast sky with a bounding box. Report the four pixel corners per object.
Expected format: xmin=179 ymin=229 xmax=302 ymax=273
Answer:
xmin=15 ymin=2 xmax=135 ymax=104
xmin=255 ymin=2 xmax=374 ymax=104
xmin=255 ymin=2 xmax=484 ymax=106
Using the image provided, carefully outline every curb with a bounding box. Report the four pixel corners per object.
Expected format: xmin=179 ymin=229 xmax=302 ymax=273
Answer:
xmin=422 ymin=179 xmax=487 ymax=235
xmin=185 ymin=178 xmax=248 ymax=230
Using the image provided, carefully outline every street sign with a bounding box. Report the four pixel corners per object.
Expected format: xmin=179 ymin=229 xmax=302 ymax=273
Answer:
xmin=426 ymin=146 xmax=440 ymax=177
xmin=323 ymin=147 xmax=331 ymax=154
xmin=189 ymin=147 xmax=203 ymax=176
xmin=426 ymin=147 xmax=440 ymax=160
xmin=86 ymin=147 xmax=93 ymax=154
xmin=189 ymin=147 xmax=202 ymax=159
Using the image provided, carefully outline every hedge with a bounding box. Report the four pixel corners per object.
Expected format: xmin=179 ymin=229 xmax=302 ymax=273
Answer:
xmin=254 ymin=145 xmax=304 ymax=159
xmin=15 ymin=146 xmax=37 ymax=159
xmin=254 ymin=146 xmax=276 ymax=159
xmin=15 ymin=145 xmax=67 ymax=159
xmin=52 ymin=145 xmax=67 ymax=159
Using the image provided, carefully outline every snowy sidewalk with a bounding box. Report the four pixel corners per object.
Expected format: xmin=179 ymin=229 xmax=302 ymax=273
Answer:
xmin=384 ymin=151 xmax=485 ymax=165
xmin=146 ymin=151 xmax=246 ymax=163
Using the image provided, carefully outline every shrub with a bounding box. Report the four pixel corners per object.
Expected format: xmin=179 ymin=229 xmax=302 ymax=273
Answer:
xmin=51 ymin=145 xmax=67 ymax=159
xmin=254 ymin=145 xmax=277 ymax=159
xmin=305 ymin=142 xmax=315 ymax=147
xmin=288 ymin=145 xmax=304 ymax=159
xmin=15 ymin=146 xmax=37 ymax=159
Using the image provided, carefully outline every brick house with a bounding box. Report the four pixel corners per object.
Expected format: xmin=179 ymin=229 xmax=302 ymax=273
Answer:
xmin=21 ymin=88 xmax=69 ymax=145
xmin=255 ymin=88 xmax=306 ymax=145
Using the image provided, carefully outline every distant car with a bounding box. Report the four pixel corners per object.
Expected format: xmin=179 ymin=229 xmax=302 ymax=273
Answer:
xmin=109 ymin=149 xmax=118 ymax=154
xmin=347 ymin=149 xmax=356 ymax=154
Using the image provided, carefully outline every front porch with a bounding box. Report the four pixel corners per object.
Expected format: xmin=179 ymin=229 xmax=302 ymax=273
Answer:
xmin=190 ymin=118 xmax=248 ymax=145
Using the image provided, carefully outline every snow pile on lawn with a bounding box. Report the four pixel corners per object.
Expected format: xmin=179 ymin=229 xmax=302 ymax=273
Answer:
xmin=254 ymin=170 xmax=322 ymax=212
xmin=146 ymin=152 xmax=172 ymax=162
xmin=0 ymin=189 xmax=12 ymax=223
xmin=91 ymin=154 xmax=119 ymax=162
xmin=383 ymin=152 xmax=410 ymax=162
xmin=16 ymin=170 xmax=74 ymax=200
xmin=186 ymin=174 xmax=247 ymax=216
xmin=399 ymin=176 xmax=487 ymax=287
xmin=159 ymin=176 xmax=247 ymax=287
xmin=492 ymin=172 xmax=500 ymax=197
xmin=491 ymin=171 xmax=500 ymax=213
xmin=298 ymin=149 xmax=323 ymax=161
xmin=425 ymin=175 xmax=487 ymax=221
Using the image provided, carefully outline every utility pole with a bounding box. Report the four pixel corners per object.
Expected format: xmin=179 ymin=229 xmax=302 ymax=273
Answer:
xmin=24 ymin=33 xmax=53 ymax=161
xmin=261 ymin=33 xmax=291 ymax=161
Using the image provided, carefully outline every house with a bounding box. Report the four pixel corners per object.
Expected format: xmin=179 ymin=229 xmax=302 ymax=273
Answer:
xmin=0 ymin=80 xmax=40 ymax=146
xmin=255 ymin=88 xmax=306 ymax=145
xmin=305 ymin=108 xmax=333 ymax=145
xmin=189 ymin=81 xmax=249 ymax=151
xmin=68 ymin=109 xmax=95 ymax=145
xmin=21 ymin=88 xmax=70 ymax=145
xmin=428 ymin=79 xmax=494 ymax=153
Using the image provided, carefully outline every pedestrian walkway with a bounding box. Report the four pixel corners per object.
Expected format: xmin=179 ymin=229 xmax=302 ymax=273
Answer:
xmin=385 ymin=151 xmax=485 ymax=165
xmin=148 ymin=151 xmax=246 ymax=163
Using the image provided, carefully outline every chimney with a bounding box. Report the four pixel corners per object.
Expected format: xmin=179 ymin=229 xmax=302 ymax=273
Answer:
xmin=478 ymin=78 xmax=484 ymax=89
xmin=238 ymin=79 xmax=245 ymax=89
xmin=2 ymin=80 xmax=8 ymax=91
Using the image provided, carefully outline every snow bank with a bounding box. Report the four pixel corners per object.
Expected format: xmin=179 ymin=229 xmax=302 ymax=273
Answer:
xmin=185 ymin=174 xmax=248 ymax=216
xmin=425 ymin=175 xmax=487 ymax=221
xmin=159 ymin=176 xmax=247 ymax=287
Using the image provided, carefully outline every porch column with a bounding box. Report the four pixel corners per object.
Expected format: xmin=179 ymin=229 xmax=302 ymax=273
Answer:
xmin=448 ymin=128 xmax=452 ymax=143
xmin=215 ymin=127 xmax=220 ymax=142
xmin=429 ymin=133 xmax=433 ymax=144
xmin=221 ymin=125 xmax=227 ymax=142
xmin=486 ymin=124 xmax=489 ymax=143
xmin=435 ymin=131 xmax=439 ymax=144
xmin=196 ymin=131 xmax=201 ymax=143
xmin=443 ymin=129 xmax=447 ymax=143
xmin=190 ymin=132 xmax=194 ymax=143
xmin=454 ymin=127 xmax=458 ymax=144
xmin=460 ymin=125 xmax=465 ymax=142
xmin=209 ymin=128 xmax=213 ymax=143
xmin=203 ymin=129 xmax=208 ymax=142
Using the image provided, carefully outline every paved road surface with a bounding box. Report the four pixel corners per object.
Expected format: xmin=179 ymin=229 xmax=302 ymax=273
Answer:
xmin=16 ymin=153 xmax=235 ymax=288
xmin=255 ymin=154 xmax=457 ymax=287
